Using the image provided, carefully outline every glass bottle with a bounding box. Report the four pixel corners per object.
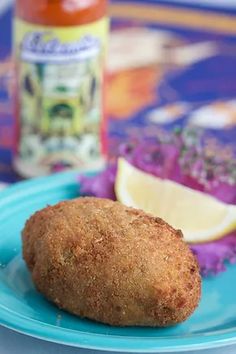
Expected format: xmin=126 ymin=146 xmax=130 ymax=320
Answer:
xmin=14 ymin=0 xmax=108 ymax=177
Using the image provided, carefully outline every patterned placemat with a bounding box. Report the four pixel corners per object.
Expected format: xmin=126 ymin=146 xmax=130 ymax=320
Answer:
xmin=1 ymin=1 xmax=236 ymax=182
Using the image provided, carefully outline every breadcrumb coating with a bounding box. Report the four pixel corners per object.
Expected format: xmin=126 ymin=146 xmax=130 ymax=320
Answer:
xmin=22 ymin=197 xmax=201 ymax=327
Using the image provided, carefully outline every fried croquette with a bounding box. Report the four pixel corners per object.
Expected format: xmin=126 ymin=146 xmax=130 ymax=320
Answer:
xmin=22 ymin=197 xmax=201 ymax=327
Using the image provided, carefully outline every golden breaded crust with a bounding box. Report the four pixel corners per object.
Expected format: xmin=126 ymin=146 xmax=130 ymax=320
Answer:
xmin=22 ymin=197 xmax=201 ymax=327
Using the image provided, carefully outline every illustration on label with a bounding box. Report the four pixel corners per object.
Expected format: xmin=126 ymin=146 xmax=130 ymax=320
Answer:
xmin=15 ymin=18 xmax=108 ymax=175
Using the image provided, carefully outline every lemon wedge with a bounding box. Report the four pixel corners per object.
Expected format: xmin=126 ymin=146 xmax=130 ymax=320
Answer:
xmin=115 ymin=158 xmax=236 ymax=243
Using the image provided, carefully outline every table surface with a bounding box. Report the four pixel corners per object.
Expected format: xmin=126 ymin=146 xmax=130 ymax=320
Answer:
xmin=1 ymin=1 xmax=236 ymax=353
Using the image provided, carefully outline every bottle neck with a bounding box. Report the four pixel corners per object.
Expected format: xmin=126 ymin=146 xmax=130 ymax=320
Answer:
xmin=16 ymin=0 xmax=107 ymax=26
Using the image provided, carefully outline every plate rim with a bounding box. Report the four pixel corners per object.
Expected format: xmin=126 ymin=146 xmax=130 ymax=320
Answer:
xmin=1 ymin=171 xmax=236 ymax=352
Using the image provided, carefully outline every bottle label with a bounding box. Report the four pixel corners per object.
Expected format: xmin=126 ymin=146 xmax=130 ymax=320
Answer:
xmin=14 ymin=18 xmax=108 ymax=175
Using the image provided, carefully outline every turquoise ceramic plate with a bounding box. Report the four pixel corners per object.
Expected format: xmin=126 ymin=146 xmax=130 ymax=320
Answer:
xmin=0 ymin=171 xmax=236 ymax=353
